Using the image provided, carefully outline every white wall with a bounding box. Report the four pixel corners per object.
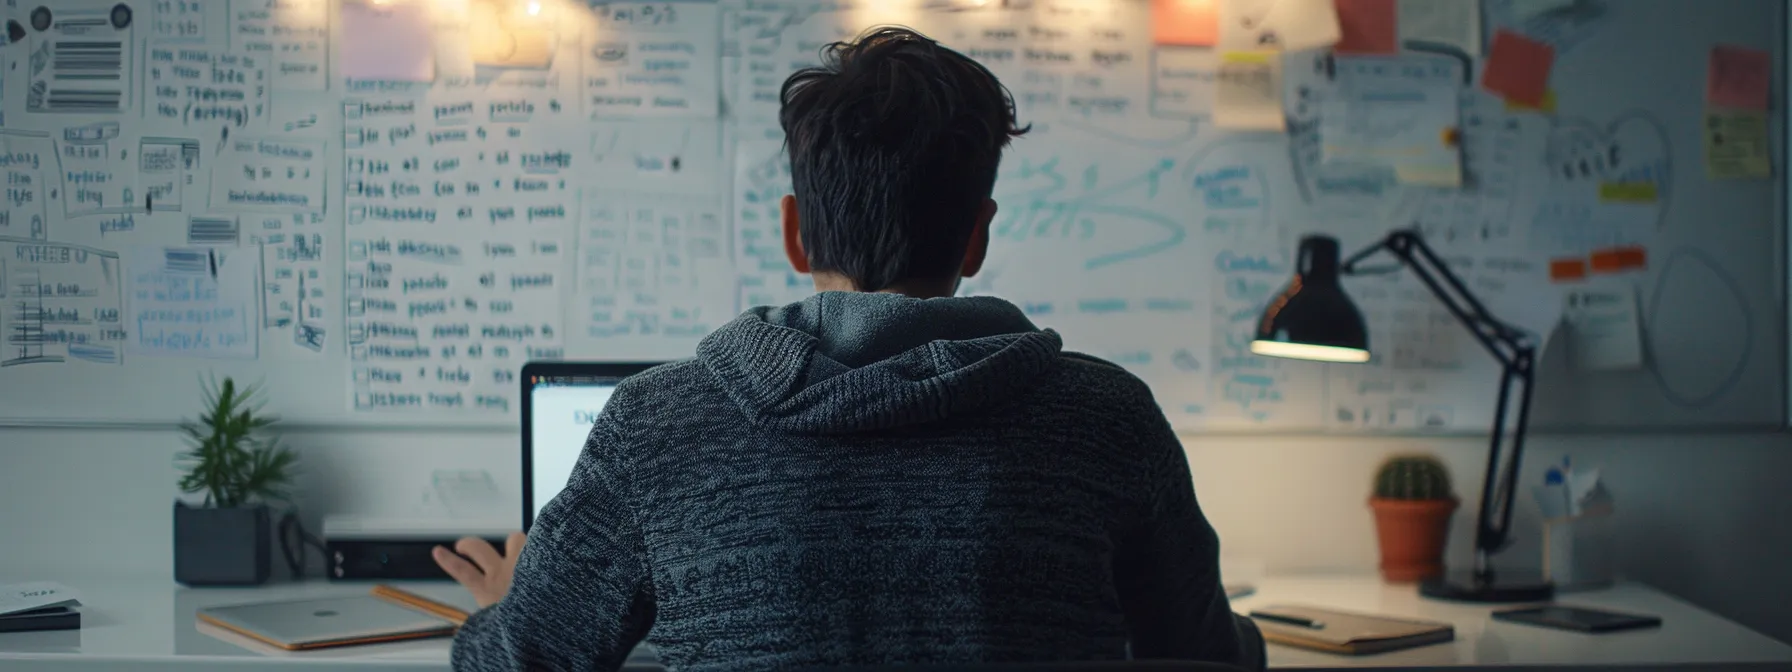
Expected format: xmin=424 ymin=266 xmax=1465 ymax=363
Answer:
xmin=3 ymin=426 xmax=1789 ymax=643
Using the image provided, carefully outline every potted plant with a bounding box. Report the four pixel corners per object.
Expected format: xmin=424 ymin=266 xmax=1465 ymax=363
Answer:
xmin=1368 ymin=454 xmax=1457 ymax=582
xmin=174 ymin=376 xmax=298 ymax=586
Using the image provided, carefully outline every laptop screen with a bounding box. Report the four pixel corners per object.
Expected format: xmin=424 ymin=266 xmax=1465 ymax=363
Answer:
xmin=525 ymin=374 xmax=621 ymax=525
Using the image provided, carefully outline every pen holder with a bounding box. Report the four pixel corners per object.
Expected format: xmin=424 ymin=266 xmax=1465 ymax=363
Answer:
xmin=1542 ymin=510 xmax=1615 ymax=592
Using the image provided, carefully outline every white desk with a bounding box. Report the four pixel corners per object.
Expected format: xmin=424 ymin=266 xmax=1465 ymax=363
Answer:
xmin=2 ymin=575 xmax=1787 ymax=670
xmin=1228 ymin=575 xmax=1792 ymax=670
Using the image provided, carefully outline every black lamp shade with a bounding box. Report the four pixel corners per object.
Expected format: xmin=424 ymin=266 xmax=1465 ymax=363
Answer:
xmin=1250 ymin=235 xmax=1372 ymax=363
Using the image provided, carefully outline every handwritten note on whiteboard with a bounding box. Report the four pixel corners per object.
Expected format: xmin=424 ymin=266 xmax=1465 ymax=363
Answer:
xmin=126 ymin=247 xmax=260 ymax=359
xmin=1320 ymin=56 xmax=1463 ymax=186
xmin=145 ymin=47 xmax=268 ymax=129
xmin=578 ymin=196 xmax=735 ymax=357
xmin=234 ymin=0 xmax=329 ymax=90
xmin=249 ymin=214 xmax=330 ymax=354
xmin=211 ymin=138 xmax=327 ymax=215
xmin=0 ymin=237 xmax=125 ymax=366
xmin=586 ymin=2 xmax=722 ymax=119
xmin=0 ymin=133 xmax=53 ymax=240
xmin=341 ymin=89 xmax=572 ymax=414
xmin=153 ymin=0 xmax=217 ymax=42
xmin=58 ymin=123 xmax=136 ymax=217
xmin=588 ymin=120 xmax=723 ymax=196
xmin=140 ymin=137 xmax=200 ymax=214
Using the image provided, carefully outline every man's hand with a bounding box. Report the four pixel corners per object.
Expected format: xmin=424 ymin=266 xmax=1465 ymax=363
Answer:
xmin=434 ymin=532 xmax=527 ymax=608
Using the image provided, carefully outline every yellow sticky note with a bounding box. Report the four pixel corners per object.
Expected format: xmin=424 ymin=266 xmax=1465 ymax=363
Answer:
xmin=1504 ymin=89 xmax=1557 ymax=114
xmin=1705 ymin=109 xmax=1772 ymax=179
xmin=1214 ymin=50 xmax=1284 ymax=131
xmin=1222 ymin=51 xmax=1273 ymax=64
xmin=1598 ymin=182 xmax=1658 ymax=203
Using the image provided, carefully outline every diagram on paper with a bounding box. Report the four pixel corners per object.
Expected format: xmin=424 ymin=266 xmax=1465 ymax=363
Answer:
xmin=1 ymin=237 xmax=125 ymax=366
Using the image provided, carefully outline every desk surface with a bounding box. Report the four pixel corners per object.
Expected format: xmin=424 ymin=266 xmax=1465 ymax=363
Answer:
xmin=1 ymin=574 xmax=1788 ymax=670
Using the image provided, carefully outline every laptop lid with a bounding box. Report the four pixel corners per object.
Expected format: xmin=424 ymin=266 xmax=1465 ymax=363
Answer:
xmin=196 ymin=596 xmax=454 ymax=651
xmin=519 ymin=361 xmax=662 ymax=532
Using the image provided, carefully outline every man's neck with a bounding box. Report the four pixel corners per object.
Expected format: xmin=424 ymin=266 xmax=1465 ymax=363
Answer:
xmin=810 ymin=273 xmax=959 ymax=299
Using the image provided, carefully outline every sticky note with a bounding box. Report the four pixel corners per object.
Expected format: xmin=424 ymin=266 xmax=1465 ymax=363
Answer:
xmin=1334 ymin=0 xmax=1398 ymax=54
xmin=1219 ymin=0 xmax=1339 ymax=52
xmin=1213 ymin=51 xmax=1285 ymax=131
xmin=1597 ymin=182 xmax=1658 ymax=203
xmin=1707 ymin=45 xmax=1771 ymax=110
xmin=1589 ymin=246 xmax=1647 ymax=274
xmin=1153 ymin=0 xmax=1220 ymax=46
xmin=341 ymin=1 xmax=435 ymax=82
xmin=1566 ymin=277 xmax=1644 ymax=371
xmin=1504 ymin=89 xmax=1557 ymax=114
xmin=1549 ymin=258 xmax=1588 ymax=283
xmin=1705 ymin=109 xmax=1773 ymax=179
xmin=1480 ymin=30 xmax=1554 ymax=107
xmin=1397 ymin=0 xmax=1479 ymax=55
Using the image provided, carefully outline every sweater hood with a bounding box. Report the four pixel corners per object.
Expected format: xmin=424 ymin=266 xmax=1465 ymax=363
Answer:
xmin=697 ymin=291 xmax=1063 ymax=434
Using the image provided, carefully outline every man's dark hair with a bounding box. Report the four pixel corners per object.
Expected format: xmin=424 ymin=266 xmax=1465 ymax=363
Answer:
xmin=779 ymin=26 xmax=1029 ymax=292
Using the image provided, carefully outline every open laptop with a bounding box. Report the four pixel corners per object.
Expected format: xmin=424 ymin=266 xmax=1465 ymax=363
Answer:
xmin=519 ymin=361 xmax=664 ymax=532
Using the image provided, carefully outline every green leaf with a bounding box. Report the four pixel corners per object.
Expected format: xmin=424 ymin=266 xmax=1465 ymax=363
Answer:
xmin=175 ymin=375 xmax=296 ymax=508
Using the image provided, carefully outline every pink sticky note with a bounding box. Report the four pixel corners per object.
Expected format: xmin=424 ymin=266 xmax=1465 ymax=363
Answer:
xmin=341 ymin=1 xmax=436 ymax=82
xmin=1333 ymin=0 xmax=1398 ymax=54
xmin=1152 ymin=0 xmax=1220 ymax=47
xmin=1481 ymin=30 xmax=1554 ymax=107
xmin=1708 ymin=45 xmax=1771 ymax=110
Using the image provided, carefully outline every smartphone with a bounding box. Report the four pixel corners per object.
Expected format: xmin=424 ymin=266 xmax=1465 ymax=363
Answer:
xmin=1493 ymin=605 xmax=1662 ymax=633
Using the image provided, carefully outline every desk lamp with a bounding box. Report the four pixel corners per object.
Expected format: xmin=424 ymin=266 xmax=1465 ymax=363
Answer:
xmin=1250 ymin=230 xmax=1552 ymax=603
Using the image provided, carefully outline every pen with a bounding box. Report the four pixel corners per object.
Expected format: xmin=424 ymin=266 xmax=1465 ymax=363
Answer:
xmin=1250 ymin=611 xmax=1325 ymax=629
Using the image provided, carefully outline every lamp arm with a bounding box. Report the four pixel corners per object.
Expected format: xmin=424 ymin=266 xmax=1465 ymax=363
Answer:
xmin=1341 ymin=228 xmax=1539 ymax=575
xmin=1341 ymin=230 xmax=1532 ymax=365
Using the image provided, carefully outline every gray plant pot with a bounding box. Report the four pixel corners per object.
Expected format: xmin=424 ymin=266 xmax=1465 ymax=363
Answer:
xmin=174 ymin=501 xmax=272 ymax=586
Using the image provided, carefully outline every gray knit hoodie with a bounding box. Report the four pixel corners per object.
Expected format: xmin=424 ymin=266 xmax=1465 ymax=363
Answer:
xmin=452 ymin=291 xmax=1265 ymax=671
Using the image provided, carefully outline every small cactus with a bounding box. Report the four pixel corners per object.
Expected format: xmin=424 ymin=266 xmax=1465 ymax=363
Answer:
xmin=1374 ymin=455 xmax=1453 ymax=501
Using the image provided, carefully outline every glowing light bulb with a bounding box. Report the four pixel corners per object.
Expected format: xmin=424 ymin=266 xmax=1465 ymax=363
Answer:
xmin=525 ymin=1 xmax=541 ymax=15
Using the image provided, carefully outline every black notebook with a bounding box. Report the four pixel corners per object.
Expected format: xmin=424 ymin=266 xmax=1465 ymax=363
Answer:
xmin=0 ymin=606 xmax=81 ymax=633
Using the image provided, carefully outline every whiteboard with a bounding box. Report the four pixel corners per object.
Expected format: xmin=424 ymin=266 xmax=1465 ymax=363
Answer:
xmin=0 ymin=0 xmax=1781 ymax=431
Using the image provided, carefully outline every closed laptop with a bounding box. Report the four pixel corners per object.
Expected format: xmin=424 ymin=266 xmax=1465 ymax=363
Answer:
xmin=197 ymin=595 xmax=457 ymax=651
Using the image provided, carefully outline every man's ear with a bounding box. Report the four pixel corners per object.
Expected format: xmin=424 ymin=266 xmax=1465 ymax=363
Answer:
xmin=960 ymin=199 xmax=996 ymax=278
xmin=780 ymin=194 xmax=811 ymax=274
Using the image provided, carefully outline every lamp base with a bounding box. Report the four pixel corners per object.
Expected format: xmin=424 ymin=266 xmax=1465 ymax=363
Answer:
xmin=1420 ymin=571 xmax=1553 ymax=603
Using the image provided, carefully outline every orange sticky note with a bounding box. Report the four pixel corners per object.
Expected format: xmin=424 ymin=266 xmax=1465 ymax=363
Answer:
xmin=1587 ymin=248 xmax=1625 ymax=274
xmin=1616 ymin=246 xmax=1647 ymax=270
xmin=1708 ymin=45 xmax=1771 ymax=110
xmin=1333 ymin=0 xmax=1398 ymax=54
xmin=1481 ymin=30 xmax=1554 ymax=107
xmin=1153 ymin=0 xmax=1220 ymax=47
xmin=1549 ymin=258 xmax=1588 ymax=282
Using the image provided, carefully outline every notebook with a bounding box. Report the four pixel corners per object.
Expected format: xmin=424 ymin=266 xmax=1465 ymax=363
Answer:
xmin=0 ymin=582 xmax=82 ymax=633
xmin=1248 ymin=604 xmax=1455 ymax=655
xmin=0 ymin=606 xmax=80 ymax=633
xmin=197 ymin=587 xmax=463 ymax=651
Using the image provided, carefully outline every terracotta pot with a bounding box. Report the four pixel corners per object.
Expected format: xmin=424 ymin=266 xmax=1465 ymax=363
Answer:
xmin=1369 ymin=497 xmax=1458 ymax=582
